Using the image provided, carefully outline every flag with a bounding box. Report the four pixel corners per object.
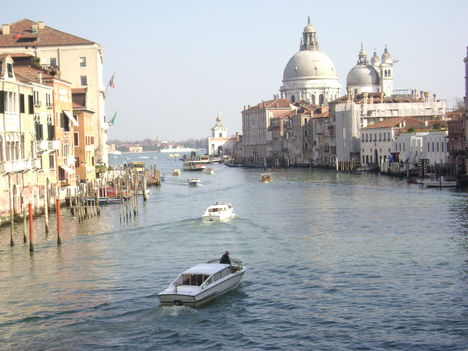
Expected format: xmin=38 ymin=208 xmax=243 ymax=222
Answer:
xmin=108 ymin=73 xmax=116 ymax=88
xmin=108 ymin=112 xmax=117 ymax=126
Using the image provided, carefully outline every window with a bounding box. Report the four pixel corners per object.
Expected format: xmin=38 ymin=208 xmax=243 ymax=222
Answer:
xmin=46 ymin=93 xmax=52 ymax=107
xmin=74 ymin=132 xmax=79 ymax=146
xmin=319 ymin=94 xmax=324 ymax=105
xmin=33 ymin=91 xmax=40 ymax=106
xmin=61 ymin=112 xmax=70 ymax=132
xmin=79 ymin=57 xmax=86 ymax=67
xmin=35 ymin=122 xmax=44 ymax=140
xmin=50 ymin=57 xmax=57 ymax=67
xmin=432 ymin=142 xmax=434 ymax=152
xmin=7 ymin=63 xmax=13 ymax=78
xmin=80 ymin=75 xmax=88 ymax=86
xmin=291 ymin=95 xmax=296 ymax=103
xmin=49 ymin=154 xmax=55 ymax=169
xmin=436 ymin=142 xmax=439 ymax=152
xmin=442 ymin=142 xmax=444 ymax=152
xmin=365 ymin=134 xmax=368 ymax=142
xmin=28 ymin=95 xmax=34 ymax=113
xmin=379 ymin=133 xmax=381 ymax=142
xmin=75 ymin=157 xmax=80 ymax=168
xmin=19 ymin=94 xmax=25 ymax=113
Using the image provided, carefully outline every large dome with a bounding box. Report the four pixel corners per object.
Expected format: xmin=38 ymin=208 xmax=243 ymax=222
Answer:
xmin=346 ymin=64 xmax=379 ymax=86
xmin=283 ymin=50 xmax=337 ymax=81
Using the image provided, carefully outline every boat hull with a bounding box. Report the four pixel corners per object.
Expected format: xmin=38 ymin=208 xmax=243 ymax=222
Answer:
xmin=158 ymin=270 xmax=245 ymax=307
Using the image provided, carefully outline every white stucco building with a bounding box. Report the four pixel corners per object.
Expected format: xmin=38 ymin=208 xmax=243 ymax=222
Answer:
xmin=395 ymin=131 xmax=448 ymax=166
xmin=0 ymin=20 xmax=108 ymax=164
xmin=333 ymin=92 xmax=446 ymax=163
xmin=280 ymin=18 xmax=341 ymax=105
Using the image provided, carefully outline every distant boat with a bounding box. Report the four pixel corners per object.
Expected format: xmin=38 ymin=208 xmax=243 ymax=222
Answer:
xmin=109 ymin=150 xmax=122 ymax=155
xmin=187 ymin=177 xmax=201 ymax=186
xmin=160 ymin=147 xmax=195 ymax=153
xmin=183 ymin=161 xmax=206 ymax=171
xmin=172 ymin=169 xmax=182 ymax=176
xmin=423 ymin=176 xmax=457 ymax=188
xmin=261 ymin=173 xmax=272 ymax=183
xmin=204 ymin=168 xmax=215 ymax=175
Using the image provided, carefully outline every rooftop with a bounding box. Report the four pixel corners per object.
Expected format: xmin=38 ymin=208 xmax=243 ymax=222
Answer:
xmin=0 ymin=19 xmax=96 ymax=48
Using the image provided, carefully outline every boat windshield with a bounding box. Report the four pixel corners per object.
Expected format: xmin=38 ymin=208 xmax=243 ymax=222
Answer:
xmin=179 ymin=274 xmax=210 ymax=286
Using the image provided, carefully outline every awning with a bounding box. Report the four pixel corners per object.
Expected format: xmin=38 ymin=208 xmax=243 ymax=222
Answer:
xmin=64 ymin=110 xmax=79 ymax=127
xmin=59 ymin=165 xmax=74 ymax=174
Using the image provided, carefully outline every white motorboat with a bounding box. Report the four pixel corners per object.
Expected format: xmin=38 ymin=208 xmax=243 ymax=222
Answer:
xmin=261 ymin=173 xmax=272 ymax=183
xmin=187 ymin=177 xmax=201 ymax=186
xmin=158 ymin=258 xmax=246 ymax=307
xmin=202 ymin=202 xmax=233 ymax=222
xmin=172 ymin=169 xmax=182 ymax=176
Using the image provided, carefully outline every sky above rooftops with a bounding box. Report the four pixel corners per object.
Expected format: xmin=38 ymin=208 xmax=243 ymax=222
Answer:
xmin=4 ymin=0 xmax=468 ymax=141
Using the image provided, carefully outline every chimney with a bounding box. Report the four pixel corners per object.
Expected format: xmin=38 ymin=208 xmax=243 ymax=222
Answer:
xmin=2 ymin=24 xmax=10 ymax=35
xmin=31 ymin=24 xmax=38 ymax=33
xmin=38 ymin=21 xmax=45 ymax=30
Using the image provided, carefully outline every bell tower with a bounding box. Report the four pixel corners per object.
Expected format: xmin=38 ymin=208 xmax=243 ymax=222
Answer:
xmin=211 ymin=113 xmax=227 ymax=138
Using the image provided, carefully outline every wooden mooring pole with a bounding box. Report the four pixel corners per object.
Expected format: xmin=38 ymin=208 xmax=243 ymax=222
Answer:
xmin=29 ymin=203 xmax=34 ymax=253
xmin=56 ymin=198 xmax=62 ymax=245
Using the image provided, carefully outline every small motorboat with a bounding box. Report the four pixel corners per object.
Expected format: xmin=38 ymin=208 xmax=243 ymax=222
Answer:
xmin=187 ymin=177 xmax=201 ymax=186
xmin=204 ymin=168 xmax=215 ymax=175
xmin=172 ymin=169 xmax=182 ymax=176
xmin=202 ymin=202 xmax=233 ymax=222
xmin=261 ymin=173 xmax=272 ymax=183
xmin=158 ymin=258 xmax=246 ymax=307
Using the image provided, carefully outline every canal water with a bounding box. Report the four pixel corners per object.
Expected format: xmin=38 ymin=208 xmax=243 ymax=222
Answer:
xmin=0 ymin=152 xmax=466 ymax=350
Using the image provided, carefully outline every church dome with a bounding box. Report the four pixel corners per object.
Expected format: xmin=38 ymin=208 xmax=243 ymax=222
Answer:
xmin=346 ymin=64 xmax=379 ymax=86
xmin=283 ymin=50 xmax=337 ymax=81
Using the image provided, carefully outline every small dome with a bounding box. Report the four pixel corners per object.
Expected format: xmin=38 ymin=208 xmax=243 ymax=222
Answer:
xmin=346 ymin=64 xmax=380 ymax=87
xmin=381 ymin=47 xmax=391 ymax=63
xmin=303 ymin=24 xmax=315 ymax=33
xmin=283 ymin=50 xmax=337 ymax=81
xmin=371 ymin=51 xmax=380 ymax=65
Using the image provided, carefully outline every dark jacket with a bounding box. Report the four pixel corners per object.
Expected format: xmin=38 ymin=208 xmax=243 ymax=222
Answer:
xmin=220 ymin=254 xmax=231 ymax=265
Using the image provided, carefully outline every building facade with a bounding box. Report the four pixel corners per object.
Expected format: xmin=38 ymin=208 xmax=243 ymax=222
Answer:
xmin=0 ymin=20 xmax=108 ymax=165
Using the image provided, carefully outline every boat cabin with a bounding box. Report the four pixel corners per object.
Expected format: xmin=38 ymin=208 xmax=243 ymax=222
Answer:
xmin=174 ymin=264 xmax=235 ymax=287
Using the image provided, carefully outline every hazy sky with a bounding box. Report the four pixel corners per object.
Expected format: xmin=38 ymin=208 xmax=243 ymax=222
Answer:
xmin=5 ymin=0 xmax=468 ymax=142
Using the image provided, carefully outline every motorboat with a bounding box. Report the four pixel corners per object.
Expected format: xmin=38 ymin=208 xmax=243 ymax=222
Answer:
xmin=204 ymin=167 xmax=215 ymax=175
xmin=187 ymin=177 xmax=201 ymax=186
xmin=261 ymin=173 xmax=272 ymax=183
xmin=172 ymin=169 xmax=182 ymax=176
xmin=423 ymin=176 xmax=457 ymax=188
xmin=168 ymin=153 xmax=180 ymax=159
xmin=158 ymin=258 xmax=246 ymax=307
xmin=183 ymin=161 xmax=206 ymax=171
xmin=202 ymin=202 xmax=233 ymax=222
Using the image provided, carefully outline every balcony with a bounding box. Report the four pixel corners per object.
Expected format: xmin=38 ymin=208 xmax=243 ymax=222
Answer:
xmin=38 ymin=140 xmax=60 ymax=153
xmin=0 ymin=159 xmax=29 ymax=173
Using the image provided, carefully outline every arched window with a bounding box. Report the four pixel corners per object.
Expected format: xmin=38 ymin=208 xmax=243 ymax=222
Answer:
xmin=291 ymin=95 xmax=296 ymax=103
xmin=311 ymin=94 xmax=315 ymax=104
xmin=319 ymin=94 xmax=324 ymax=105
